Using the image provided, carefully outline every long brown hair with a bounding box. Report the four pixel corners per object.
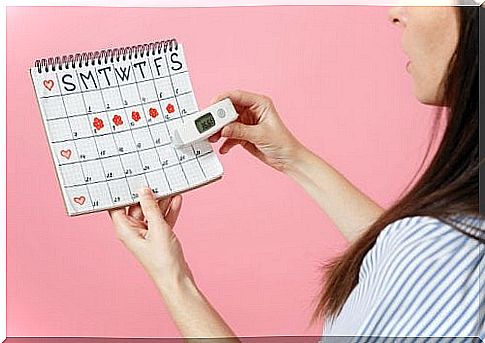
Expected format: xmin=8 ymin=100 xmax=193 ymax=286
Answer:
xmin=310 ymin=6 xmax=483 ymax=327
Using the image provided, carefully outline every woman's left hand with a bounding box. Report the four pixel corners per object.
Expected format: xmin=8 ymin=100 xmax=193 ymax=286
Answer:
xmin=108 ymin=187 xmax=194 ymax=288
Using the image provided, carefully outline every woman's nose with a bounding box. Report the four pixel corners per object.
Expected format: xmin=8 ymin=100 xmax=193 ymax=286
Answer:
xmin=388 ymin=7 xmax=406 ymax=27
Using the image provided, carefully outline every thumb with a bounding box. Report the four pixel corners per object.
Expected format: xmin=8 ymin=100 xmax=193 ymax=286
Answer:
xmin=221 ymin=122 xmax=260 ymax=143
xmin=138 ymin=187 xmax=168 ymax=239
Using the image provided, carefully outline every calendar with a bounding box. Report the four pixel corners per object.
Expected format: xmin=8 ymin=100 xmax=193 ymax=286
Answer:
xmin=30 ymin=39 xmax=223 ymax=216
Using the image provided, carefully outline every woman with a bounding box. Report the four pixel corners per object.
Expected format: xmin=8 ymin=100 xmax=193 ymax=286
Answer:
xmin=109 ymin=5 xmax=484 ymax=340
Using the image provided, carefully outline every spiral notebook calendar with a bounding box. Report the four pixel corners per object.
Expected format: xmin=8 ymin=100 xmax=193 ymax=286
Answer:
xmin=30 ymin=39 xmax=223 ymax=216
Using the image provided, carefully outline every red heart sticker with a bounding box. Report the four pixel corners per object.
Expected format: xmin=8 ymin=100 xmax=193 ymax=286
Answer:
xmin=43 ymin=80 xmax=54 ymax=91
xmin=60 ymin=149 xmax=72 ymax=159
xmin=73 ymin=196 xmax=86 ymax=205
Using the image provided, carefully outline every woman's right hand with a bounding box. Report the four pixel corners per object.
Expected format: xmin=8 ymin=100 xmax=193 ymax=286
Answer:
xmin=208 ymin=90 xmax=305 ymax=173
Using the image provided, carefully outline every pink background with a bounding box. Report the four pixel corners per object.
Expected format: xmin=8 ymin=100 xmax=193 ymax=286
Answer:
xmin=7 ymin=6 xmax=439 ymax=338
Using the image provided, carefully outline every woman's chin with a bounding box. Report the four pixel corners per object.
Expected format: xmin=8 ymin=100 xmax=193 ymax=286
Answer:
xmin=413 ymin=89 xmax=442 ymax=106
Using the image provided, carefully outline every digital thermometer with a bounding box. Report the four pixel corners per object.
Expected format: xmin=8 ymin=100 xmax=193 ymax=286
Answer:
xmin=172 ymin=98 xmax=239 ymax=147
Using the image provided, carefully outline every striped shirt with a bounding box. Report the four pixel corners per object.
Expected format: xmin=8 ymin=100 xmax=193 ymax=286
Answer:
xmin=321 ymin=215 xmax=485 ymax=342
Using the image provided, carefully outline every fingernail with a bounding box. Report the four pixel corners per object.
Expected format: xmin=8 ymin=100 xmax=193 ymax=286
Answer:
xmin=139 ymin=187 xmax=151 ymax=196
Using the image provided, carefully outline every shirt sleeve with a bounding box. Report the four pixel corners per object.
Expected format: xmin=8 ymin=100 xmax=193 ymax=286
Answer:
xmin=354 ymin=216 xmax=482 ymax=340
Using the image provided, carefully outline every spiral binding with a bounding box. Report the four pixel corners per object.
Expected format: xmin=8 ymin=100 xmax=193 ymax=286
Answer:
xmin=34 ymin=38 xmax=178 ymax=73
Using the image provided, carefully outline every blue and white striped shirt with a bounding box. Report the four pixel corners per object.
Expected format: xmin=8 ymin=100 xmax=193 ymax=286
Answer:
xmin=321 ymin=215 xmax=484 ymax=342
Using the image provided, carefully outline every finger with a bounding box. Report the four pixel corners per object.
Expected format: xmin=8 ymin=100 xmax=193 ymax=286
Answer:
xmin=165 ymin=195 xmax=183 ymax=228
xmin=158 ymin=197 xmax=172 ymax=215
xmin=220 ymin=121 xmax=260 ymax=142
xmin=137 ymin=227 xmax=148 ymax=238
xmin=211 ymin=89 xmax=268 ymax=108
xmin=219 ymin=138 xmax=243 ymax=154
xmin=138 ymin=187 xmax=167 ymax=237
xmin=208 ymin=130 xmax=222 ymax=143
xmin=109 ymin=207 xmax=129 ymax=225
xmin=240 ymin=139 xmax=265 ymax=160
xmin=109 ymin=208 xmax=142 ymax=243
xmin=127 ymin=204 xmax=144 ymax=221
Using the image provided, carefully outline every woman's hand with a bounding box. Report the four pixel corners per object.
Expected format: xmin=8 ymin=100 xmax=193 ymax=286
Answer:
xmin=209 ymin=89 xmax=306 ymax=173
xmin=110 ymin=190 xmax=240 ymax=339
xmin=108 ymin=188 xmax=194 ymax=288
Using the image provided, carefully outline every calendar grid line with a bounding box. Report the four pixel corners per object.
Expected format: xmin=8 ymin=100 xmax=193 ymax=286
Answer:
xmin=93 ymin=66 xmax=136 ymax=203
xmin=164 ymin=52 xmax=207 ymax=180
xmin=65 ymin=164 xmax=223 ymax=215
xmin=147 ymin=51 xmax=190 ymax=187
xmin=33 ymin=42 xmax=224 ymax=215
xmin=74 ymin=69 xmax=116 ymax=206
xmin=162 ymin=52 xmax=191 ymax=186
xmin=48 ymin=111 xmax=198 ymax=143
xmin=63 ymin=151 xmax=212 ymax=189
xmin=111 ymin=62 xmax=150 ymax=197
xmin=146 ymin=54 xmax=179 ymax=192
xmin=131 ymin=60 xmax=173 ymax=193
xmin=54 ymin=72 xmax=94 ymax=211
xmin=39 ymin=70 xmax=189 ymax=99
xmin=45 ymin=91 xmax=194 ymax=121
xmin=58 ymin=141 xmax=171 ymax=166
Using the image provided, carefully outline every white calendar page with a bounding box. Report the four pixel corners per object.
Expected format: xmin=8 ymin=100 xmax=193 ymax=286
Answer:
xmin=30 ymin=43 xmax=223 ymax=216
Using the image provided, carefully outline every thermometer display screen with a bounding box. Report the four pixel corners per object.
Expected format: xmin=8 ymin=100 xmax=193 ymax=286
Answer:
xmin=195 ymin=112 xmax=216 ymax=133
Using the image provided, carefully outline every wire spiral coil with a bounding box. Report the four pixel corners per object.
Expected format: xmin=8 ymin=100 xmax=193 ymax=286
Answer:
xmin=34 ymin=38 xmax=178 ymax=73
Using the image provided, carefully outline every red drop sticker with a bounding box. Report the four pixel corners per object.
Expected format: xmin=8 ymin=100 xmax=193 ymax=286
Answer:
xmin=93 ymin=117 xmax=104 ymax=131
xmin=149 ymin=108 xmax=159 ymax=118
xmin=166 ymin=104 xmax=175 ymax=114
xmin=113 ymin=114 xmax=123 ymax=126
xmin=132 ymin=111 xmax=141 ymax=122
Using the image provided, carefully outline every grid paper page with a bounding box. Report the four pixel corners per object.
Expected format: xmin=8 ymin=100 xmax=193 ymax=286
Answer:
xmin=30 ymin=43 xmax=223 ymax=216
